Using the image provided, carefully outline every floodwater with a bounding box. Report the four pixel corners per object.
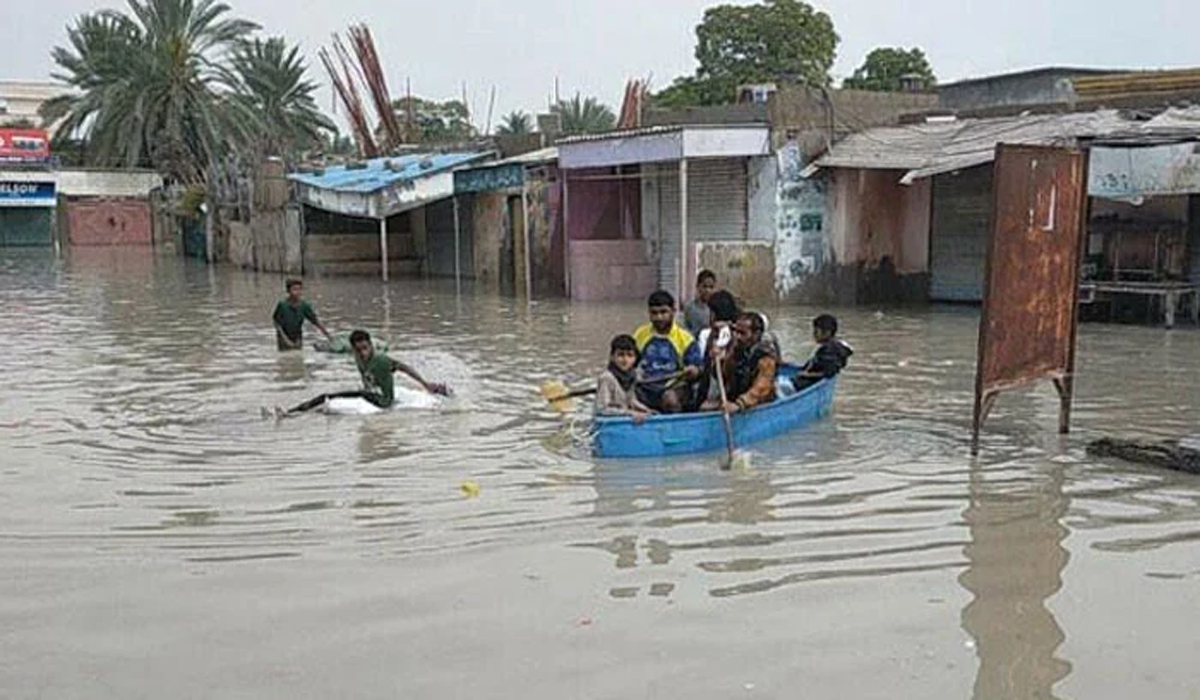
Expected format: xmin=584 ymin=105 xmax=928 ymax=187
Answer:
xmin=2 ymin=248 xmax=1199 ymax=700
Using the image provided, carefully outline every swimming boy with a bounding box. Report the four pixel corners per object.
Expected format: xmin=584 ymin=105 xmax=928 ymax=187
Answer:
xmin=682 ymin=269 xmax=718 ymax=336
xmin=273 ymin=279 xmax=332 ymax=351
xmin=793 ymin=314 xmax=853 ymax=391
xmin=595 ymin=334 xmax=652 ymax=422
xmin=280 ymin=330 xmax=449 ymax=415
xmin=633 ymin=290 xmax=702 ymax=413
xmin=714 ymin=312 xmax=778 ymax=414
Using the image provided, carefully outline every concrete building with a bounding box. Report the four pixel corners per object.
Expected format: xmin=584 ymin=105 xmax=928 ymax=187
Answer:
xmin=452 ymin=147 xmax=561 ymax=298
xmin=556 ymin=124 xmax=774 ymax=303
xmin=0 ymin=81 xmax=72 ymax=132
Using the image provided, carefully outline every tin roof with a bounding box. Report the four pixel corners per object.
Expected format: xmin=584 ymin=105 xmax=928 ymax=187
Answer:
xmin=288 ymin=152 xmax=491 ymax=193
xmin=556 ymin=123 xmax=765 ymax=145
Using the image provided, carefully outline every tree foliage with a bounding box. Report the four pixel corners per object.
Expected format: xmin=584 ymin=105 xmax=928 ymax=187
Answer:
xmin=842 ymin=47 xmax=936 ymax=92
xmin=496 ymin=110 xmax=533 ymax=135
xmin=655 ymin=0 xmax=839 ymax=107
xmin=388 ymin=96 xmax=474 ymax=144
xmin=551 ymin=95 xmax=615 ymax=135
xmin=47 ymin=0 xmax=333 ymax=183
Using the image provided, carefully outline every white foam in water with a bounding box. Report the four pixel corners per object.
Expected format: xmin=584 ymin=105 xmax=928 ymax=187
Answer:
xmin=322 ymin=351 xmax=478 ymax=416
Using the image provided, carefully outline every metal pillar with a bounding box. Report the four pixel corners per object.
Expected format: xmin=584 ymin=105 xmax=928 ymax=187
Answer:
xmin=678 ymin=158 xmax=689 ymax=304
xmin=379 ymin=216 xmax=389 ymax=282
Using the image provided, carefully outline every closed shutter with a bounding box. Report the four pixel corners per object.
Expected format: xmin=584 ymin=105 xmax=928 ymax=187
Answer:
xmin=688 ymin=158 xmax=748 ymax=243
xmin=1189 ymin=195 xmax=1200 ymax=286
xmin=0 ymin=208 xmax=53 ymax=247
xmin=930 ymin=166 xmax=993 ymax=302
xmin=658 ymin=165 xmax=680 ymax=295
xmin=425 ymin=198 xmax=458 ymax=277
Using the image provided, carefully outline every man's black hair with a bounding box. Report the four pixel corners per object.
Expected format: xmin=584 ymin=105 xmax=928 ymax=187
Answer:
xmin=739 ymin=311 xmax=765 ymax=335
xmin=285 ymin=278 xmax=303 ymax=291
xmin=647 ymin=289 xmax=675 ymax=309
xmin=696 ymin=269 xmax=717 ymax=285
xmin=349 ymin=329 xmax=372 ymax=346
xmin=708 ymin=290 xmax=740 ymax=323
xmin=813 ymin=314 xmax=839 ymax=335
xmin=610 ymin=334 xmax=638 ymax=355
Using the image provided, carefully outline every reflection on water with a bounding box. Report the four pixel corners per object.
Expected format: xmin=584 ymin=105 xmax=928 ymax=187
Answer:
xmin=2 ymin=247 xmax=1200 ymax=698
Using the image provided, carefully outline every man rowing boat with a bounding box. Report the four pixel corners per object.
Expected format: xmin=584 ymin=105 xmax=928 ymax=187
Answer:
xmin=277 ymin=330 xmax=450 ymax=416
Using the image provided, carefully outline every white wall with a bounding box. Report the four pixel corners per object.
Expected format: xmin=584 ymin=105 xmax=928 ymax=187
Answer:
xmin=57 ymin=169 xmax=162 ymax=197
xmin=747 ymin=155 xmax=776 ymax=241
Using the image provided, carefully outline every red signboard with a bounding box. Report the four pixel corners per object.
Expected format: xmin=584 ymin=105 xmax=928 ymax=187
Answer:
xmin=972 ymin=144 xmax=1089 ymax=446
xmin=0 ymin=128 xmax=51 ymax=163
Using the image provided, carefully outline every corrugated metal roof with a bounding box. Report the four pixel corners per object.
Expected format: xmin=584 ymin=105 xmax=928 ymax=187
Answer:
xmin=496 ymin=146 xmax=558 ymax=166
xmin=288 ymin=152 xmax=490 ymax=193
xmin=810 ymin=110 xmax=1145 ymax=183
xmin=556 ymin=123 xmax=764 ymax=145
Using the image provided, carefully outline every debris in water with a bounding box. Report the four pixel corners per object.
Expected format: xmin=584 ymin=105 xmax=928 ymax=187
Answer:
xmin=578 ymin=617 xmax=593 ymax=627
xmin=460 ymin=480 xmax=481 ymax=498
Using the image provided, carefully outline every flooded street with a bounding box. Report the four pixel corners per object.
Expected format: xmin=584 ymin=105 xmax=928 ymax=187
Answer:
xmin=2 ymin=248 xmax=1199 ymax=699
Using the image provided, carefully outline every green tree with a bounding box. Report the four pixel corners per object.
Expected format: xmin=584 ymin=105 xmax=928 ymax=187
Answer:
xmin=229 ymin=37 xmax=333 ymax=157
xmin=496 ymin=110 xmax=533 ymax=135
xmin=47 ymin=0 xmax=259 ymax=183
xmin=843 ymin=47 xmax=936 ymax=92
xmin=655 ymin=0 xmax=839 ymax=107
xmin=551 ymin=95 xmax=615 ymax=135
xmin=389 ymin=96 xmax=474 ymax=144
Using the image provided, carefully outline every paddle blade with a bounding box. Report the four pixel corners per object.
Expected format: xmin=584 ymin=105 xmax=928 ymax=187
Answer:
xmin=540 ymin=380 xmax=578 ymax=413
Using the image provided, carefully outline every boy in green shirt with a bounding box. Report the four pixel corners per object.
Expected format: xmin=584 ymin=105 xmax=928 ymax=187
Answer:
xmin=279 ymin=330 xmax=450 ymax=416
xmin=273 ymin=279 xmax=332 ymax=351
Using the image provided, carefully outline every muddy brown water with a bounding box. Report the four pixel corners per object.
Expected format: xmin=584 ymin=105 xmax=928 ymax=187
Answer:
xmin=2 ymin=248 xmax=1199 ymax=699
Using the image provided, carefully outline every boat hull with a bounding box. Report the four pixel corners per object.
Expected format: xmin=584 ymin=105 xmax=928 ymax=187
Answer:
xmin=592 ymin=369 xmax=836 ymax=459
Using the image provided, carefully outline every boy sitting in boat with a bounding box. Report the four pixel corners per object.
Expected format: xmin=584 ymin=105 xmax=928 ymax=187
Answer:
xmin=595 ymin=334 xmax=652 ymax=423
xmin=713 ymin=312 xmax=778 ymax=414
xmin=273 ymin=279 xmax=332 ymax=351
xmin=633 ymin=290 xmax=702 ymax=414
xmin=279 ymin=330 xmax=450 ymax=416
xmin=792 ymin=314 xmax=853 ymax=391
xmin=682 ymin=269 xmax=718 ymax=335
xmin=693 ymin=290 xmax=740 ymax=410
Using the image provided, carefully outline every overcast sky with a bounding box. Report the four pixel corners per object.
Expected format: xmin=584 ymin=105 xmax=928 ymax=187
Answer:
xmin=4 ymin=0 xmax=1197 ymax=131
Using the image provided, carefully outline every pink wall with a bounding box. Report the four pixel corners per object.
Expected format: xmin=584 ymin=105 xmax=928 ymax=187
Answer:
xmin=565 ymin=167 xmax=641 ymax=241
xmin=829 ymin=169 xmax=931 ymax=273
xmin=65 ymin=197 xmax=153 ymax=246
xmin=568 ymin=239 xmax=656 ymax=301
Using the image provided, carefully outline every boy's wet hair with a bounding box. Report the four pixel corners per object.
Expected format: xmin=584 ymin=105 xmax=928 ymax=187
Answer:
xmin=708 ymin=290 xmax=740 ymax=323
xmin=647 ymin=290 xmax=675 ymax=309
xmin=696 ymin=269 xmax=717 ymax=285
xmin=813 ymin=314 xmax=839 ymax=335
xmin=285 ymin=278 xmax=303 ymax=291
xmin=349 ymin=329 xmax=372 ymax=346
xmin=739 ymin=312 xmax=765 ymax=335
xmin=610 ymin=334 xmax=638 ymax=355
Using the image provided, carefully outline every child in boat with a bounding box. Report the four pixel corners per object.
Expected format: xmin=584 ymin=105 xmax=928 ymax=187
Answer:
xmin=595 ymin=334 xmax=652 ymax=423
xmin=682 ymin=269 xmax=718 ymax=336
xmin=273 ymin=278 xmax=332 ymax=351
xmin=280 ymin=330 xmax=450 ymax=415
xmin=693 ymin=290 xmax=740 ymax=410
xmin=792 ymin=314 xmax=853 ymax=391
xmin=715 ymin=312 xmax=778 ymax=414
xmin=633 ymin=290 xmax=703 ymax=413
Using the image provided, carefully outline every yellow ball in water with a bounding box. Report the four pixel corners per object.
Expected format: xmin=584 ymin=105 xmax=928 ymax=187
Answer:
xmin=460 ymin=480 xmax=481 ymax=498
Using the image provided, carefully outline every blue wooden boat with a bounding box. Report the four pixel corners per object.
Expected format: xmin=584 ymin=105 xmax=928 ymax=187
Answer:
xmin=592 ymin=365 xmax=837 ymax=459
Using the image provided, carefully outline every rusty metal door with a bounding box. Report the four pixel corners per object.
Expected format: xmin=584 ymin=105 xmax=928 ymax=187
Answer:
xmin=972 ymin=144 xmax=1088 ymax=446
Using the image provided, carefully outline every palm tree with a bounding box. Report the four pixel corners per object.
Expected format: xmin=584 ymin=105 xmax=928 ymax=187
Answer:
xmin=496 ymin=110 xmax=533 ymax=135
xmin=47 ymin=0 xmax=258 ymax=184
xmin=229 ymin=37 xmax=333 ymax=158
xmin=552 ymin=95 xmax=616 ymax=136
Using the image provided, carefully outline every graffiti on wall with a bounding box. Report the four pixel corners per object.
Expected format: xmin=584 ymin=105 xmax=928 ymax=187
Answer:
xmin=775 ymin=140 xmax=829 ymax=295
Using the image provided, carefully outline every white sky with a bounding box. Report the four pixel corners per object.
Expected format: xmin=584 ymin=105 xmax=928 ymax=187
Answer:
xmin=5 ymin=0 xmax=1198 ymax=132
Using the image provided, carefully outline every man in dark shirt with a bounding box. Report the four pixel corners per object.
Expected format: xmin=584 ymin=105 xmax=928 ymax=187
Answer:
xmin=793 ymin=314 xmax=853 ymax=391
xmin=273 ymin=279 xmax=331 ymax=351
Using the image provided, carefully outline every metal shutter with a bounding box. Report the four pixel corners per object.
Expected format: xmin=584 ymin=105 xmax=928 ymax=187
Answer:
xmin=0 ymin=208 xmax=53 ymax=247
xmin=930 ymin=166 xmax=993 ymax=302
xmin=688 ymin=158 xmax=748 ymax=243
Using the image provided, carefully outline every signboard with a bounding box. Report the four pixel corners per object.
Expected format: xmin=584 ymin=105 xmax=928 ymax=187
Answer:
xmin=972 ymin=144 xmax=1088 ymax=446
xmin=0 ymin=128 xmax=51 ymax=163
xmin=0 ymin=181 xmax=57 ymax=207
xmin=1088 ymin=143 xmax=1200 ymax=200
xmin=454 ymin=163 xmax=525 ymax=194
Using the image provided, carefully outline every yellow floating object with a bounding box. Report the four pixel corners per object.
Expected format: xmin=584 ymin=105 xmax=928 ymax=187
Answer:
xmin=460 ymin=480 xmax=481 ymax=498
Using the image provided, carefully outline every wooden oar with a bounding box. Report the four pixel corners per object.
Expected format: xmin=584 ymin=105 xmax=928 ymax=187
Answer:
xmin=713 ymin=355 xmax=737 ymax=471
xmin=541 ymin=371 xmax=685 ymax=410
